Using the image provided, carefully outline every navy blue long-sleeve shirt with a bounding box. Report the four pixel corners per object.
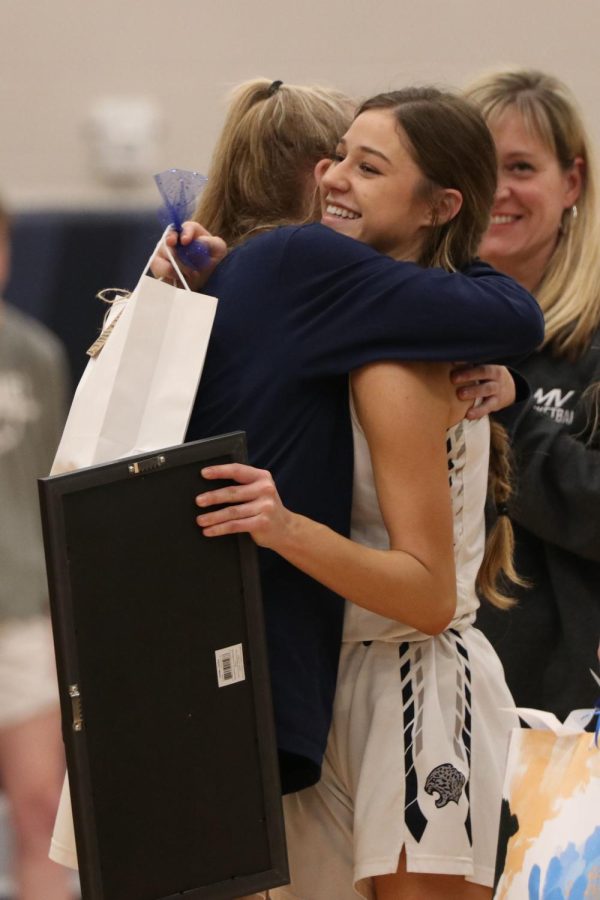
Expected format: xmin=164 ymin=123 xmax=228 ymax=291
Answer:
xmin=186 ymin=223 xmax=543 ymax=792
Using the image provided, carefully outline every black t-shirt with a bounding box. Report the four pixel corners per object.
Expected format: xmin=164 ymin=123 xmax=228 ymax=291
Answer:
xmin=482 ymin=329 xmax=600 ymax=720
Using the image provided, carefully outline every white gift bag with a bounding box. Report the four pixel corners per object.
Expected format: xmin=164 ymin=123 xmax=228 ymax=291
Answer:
xmin=49 ymin=229 xmax=217 ymax=871
xmin=51 ymin=227 xmax=217 ymax=475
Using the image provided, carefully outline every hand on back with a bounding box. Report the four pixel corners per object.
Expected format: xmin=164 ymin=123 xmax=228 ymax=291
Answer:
xmin=451 ymin=364 xmax=516 ymax=419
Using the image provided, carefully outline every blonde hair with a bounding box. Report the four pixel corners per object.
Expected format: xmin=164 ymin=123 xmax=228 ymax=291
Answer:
xmin=465 ymin=68 xmax=600 ymax=361
xmin=194 ymin=78 xmax=354 ymax=246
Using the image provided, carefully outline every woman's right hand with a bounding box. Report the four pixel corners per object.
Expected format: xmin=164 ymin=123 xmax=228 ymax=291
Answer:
xmin=450 ymin=363 xmax=516 ymax=418
xmin=151 ymin=221 xmax=228 ymax=292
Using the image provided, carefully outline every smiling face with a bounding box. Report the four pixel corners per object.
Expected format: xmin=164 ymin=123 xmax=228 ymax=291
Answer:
xmin=314 ymin=109 xmax=435 ymax=261
xmin=479 ymin=107 xmax=582 ymax=291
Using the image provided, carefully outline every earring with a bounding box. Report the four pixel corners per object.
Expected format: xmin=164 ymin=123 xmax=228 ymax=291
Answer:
xmin=559 ymin=205 xmax=578 ymax=235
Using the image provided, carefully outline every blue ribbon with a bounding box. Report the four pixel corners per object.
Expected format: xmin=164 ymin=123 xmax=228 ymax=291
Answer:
xmin=594 ymin=699 xmax=600 ymax=748
xmin=154 ymin=169 xmax=211 ymax=271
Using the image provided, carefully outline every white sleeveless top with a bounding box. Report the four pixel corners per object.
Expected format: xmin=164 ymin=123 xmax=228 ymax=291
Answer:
xmin=343 ymin=397 xmax=490 ymax=642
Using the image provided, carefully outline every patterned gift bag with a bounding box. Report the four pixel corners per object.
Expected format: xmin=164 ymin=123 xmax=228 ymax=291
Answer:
xmin=494 ymin=706 xmax=599 ymax=899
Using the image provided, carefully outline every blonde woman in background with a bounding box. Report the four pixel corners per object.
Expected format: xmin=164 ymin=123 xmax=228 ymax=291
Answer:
xmin=455 ymin=70 xmax=600 ymax=717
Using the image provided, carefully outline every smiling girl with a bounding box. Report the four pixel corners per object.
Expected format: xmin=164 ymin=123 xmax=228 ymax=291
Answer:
xmin=189 ymin=88 xmax=539 ymax=899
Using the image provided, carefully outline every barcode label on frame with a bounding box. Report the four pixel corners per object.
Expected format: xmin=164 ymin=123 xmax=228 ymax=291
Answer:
xmin=215 ymin=643 xmax=246 ymax=688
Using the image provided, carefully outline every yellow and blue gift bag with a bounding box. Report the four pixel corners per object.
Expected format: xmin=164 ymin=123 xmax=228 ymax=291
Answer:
xmin=494 ymin=707 xmax=599 ymax=899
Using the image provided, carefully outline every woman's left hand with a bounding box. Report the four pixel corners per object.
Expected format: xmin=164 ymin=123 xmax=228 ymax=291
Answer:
xmin=195 ymin=463 xmax=294 ymax=549
xmin=450 ymin=364 xmax=516 ymax=419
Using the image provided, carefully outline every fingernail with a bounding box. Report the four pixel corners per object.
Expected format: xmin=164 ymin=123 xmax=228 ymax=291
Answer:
xmin=196 ymin=494 xmax=207 ymax=506
xmin=201 ymin=467 xmax=213 ymax=477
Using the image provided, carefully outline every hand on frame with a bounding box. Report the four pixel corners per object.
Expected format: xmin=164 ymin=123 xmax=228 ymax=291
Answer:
xmin=195 ymin=463 xmax=294 ymax=551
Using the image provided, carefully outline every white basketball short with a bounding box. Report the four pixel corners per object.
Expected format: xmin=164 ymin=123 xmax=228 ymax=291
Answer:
xmin=272 ymin=627 xmax=517 ymax=899
xmin=0 ymin=616 xmax=59 ymax=728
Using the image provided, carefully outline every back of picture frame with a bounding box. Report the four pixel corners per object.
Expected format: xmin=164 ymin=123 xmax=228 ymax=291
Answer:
xmin=39 ymin=432 xmax=288 ymax=900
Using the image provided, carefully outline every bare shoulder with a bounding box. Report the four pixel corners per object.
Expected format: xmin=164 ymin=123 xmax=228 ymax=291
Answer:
xmin=352 ymin=360 xmax=463 ymax=430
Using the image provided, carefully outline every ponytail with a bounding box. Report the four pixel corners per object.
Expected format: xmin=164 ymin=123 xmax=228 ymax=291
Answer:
xmin=477 ymin=421 xmax=529 ymax=608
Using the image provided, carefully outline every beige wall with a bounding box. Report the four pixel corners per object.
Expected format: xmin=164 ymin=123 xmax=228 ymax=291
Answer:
xmin=2 ymin=0 xmax=599 ymax=209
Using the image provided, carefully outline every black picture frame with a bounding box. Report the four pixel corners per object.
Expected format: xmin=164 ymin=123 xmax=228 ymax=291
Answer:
xmin=39 ymin=432 xmax=289 ymax=900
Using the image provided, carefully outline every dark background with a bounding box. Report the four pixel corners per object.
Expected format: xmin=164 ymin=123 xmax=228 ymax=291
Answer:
xmin=6 ymin=210 xmax=163 ymax=391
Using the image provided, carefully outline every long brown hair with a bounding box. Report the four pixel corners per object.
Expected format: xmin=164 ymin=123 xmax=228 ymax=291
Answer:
xmin=356 ymin=88 xmax=520 ymax=608
xmin=357 ymin=88 xmax=497 ymax=271
xmin=194 ymin=78 xmax=353 ymax=246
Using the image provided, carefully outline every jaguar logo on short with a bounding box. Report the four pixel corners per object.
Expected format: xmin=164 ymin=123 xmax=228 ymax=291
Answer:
xmin=424 ymin=764 xmax=466 ymax=808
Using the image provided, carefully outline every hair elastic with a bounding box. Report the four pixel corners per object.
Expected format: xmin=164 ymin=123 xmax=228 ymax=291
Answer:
xmin=267 ymin=80 xmax=283 ymax=97
xmin=496 ymin=503 xmax=510 ymax=517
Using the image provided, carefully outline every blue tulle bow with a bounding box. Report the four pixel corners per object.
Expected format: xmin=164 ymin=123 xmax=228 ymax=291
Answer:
xmin=154 ymin=169 xmax=210 ymax=270
xmin=594 ymin=700 xmax=600 ymax=748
